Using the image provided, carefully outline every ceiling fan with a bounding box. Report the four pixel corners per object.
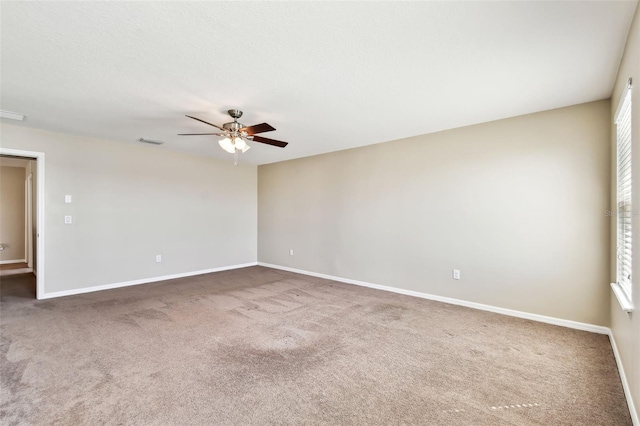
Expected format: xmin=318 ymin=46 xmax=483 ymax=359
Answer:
xmin=179 ymin=109 xmax=288 ymax=163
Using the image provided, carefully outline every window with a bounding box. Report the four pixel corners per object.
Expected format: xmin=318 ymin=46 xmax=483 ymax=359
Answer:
xmin=614 ymin=78 xmax=633 ymax=312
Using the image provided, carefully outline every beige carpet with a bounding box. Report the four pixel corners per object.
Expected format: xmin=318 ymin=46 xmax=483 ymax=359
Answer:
xmin=0 ymin=266 xmax=631 ymax=425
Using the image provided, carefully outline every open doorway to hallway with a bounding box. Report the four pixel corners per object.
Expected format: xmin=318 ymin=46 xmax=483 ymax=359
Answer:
xmin=0 ymin=154 xmax=39 ymax=298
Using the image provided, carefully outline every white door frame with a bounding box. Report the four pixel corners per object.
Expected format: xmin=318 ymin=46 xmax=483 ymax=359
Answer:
xmin=26 ymin=170 xmax=34 ymax=268
xmin=1 ymin=148 xmax=45 ymax=299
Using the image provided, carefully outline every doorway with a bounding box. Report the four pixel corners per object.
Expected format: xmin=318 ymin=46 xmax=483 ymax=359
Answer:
xmin=0 ymin=149 xmax=45 ymax=299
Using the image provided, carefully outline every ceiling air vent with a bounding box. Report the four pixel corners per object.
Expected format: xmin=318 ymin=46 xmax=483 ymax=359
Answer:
xmin=137 ymin=138 xmax=164 ymax=145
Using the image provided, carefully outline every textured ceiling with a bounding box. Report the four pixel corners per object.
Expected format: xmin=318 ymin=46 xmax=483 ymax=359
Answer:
xmin=1 ymin=1 xmax=637 ymax=165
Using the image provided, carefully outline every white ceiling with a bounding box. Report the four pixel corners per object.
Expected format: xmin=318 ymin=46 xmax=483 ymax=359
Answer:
xmin=1 ymin=1 xmax=637 ymax=165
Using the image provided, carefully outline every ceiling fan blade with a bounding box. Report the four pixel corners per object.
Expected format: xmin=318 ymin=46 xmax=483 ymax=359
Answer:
xmin=240 ymin=122 xmax=275 ymax=135
xmin=252 ymin=135 xmax=289 ymax=148
xmin=185 ymin=115 xmax=226 ymax=131
xmin=178 ymin=133 xmax=226 ymax=136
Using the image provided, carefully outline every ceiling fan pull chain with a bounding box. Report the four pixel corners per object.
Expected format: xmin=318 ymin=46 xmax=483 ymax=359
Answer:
xmin=234 ymin=150 xmax=238 ymax=166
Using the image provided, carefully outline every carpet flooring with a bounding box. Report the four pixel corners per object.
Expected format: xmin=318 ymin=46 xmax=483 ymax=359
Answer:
xmin=0 ymin=266 xmax=631 ymax=425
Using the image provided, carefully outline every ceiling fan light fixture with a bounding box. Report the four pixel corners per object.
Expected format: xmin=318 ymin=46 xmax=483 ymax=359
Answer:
xmin=234 ymin=137 xmax=247 ymax=150
xmin=219 ymin=137 xmax=235 ymax=154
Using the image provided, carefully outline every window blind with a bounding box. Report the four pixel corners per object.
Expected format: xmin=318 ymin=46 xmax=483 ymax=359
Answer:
xmin=616 ymin=82 xmax=632 ymax=299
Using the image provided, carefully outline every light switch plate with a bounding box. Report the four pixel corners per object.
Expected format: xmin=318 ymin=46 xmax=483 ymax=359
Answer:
xmin=64 ymin=215 xmax=72 ymax=224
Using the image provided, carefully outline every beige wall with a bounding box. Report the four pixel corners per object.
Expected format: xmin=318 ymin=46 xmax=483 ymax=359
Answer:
xmin=0 ymin=124 xmax=257 ymax=294
xmin=610 ymin=3 xmax=640 ymax=421
xmin=0 ymin=165 xmax=26 ymax=261
xmin=259 ymin=100 xmax=611 ymax=326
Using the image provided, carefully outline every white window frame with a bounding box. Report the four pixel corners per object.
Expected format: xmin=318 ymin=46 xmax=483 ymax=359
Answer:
xmin=612 ymin=78 xmax=634 ymax=313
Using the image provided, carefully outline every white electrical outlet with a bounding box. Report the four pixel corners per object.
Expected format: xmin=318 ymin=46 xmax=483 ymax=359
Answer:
xmin=289 ymin=249 xmax=294 ymax=256
xmin=453 ymin=269 xmax=461 ymax=280
xmin=64 ymin=195 xmax=72 ymax=203
xmin=156 ymin=255 xmax=162 ymax=263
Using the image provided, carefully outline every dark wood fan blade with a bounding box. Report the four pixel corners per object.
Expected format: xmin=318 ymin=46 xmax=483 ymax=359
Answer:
xmin=240 ymin=123 xmax=275 ymax=135
xmin=178 ymin=133 xmax=226 ymax=136
xmin=185 ymin=115 xmax=226 ymax=131
xmin=252 ymin=135 xmax=288 ymax=148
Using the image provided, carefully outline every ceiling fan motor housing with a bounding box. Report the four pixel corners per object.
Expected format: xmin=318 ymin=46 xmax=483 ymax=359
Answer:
xmin=223 ymin=122 xmax=244 ymax=131
xmin=223 ymin=109 xmax=245 ymax=135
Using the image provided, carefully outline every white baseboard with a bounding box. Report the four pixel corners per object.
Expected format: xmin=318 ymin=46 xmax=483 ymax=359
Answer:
xmin=608 ymin=331 xmax=639 ymax=425
xmin=40 ymin=262 xmax=258 ymax=299
xmin=257 ymin=262 xmax=609 ymax=334
xmin=0 ymin=258 xmax=26 ymax=265
xmin=0 ymin=267 xmax=32 ymax=276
